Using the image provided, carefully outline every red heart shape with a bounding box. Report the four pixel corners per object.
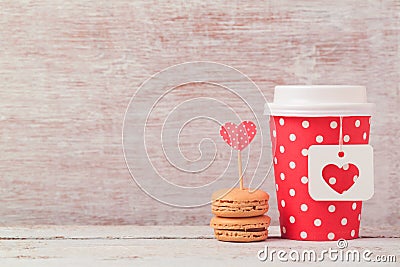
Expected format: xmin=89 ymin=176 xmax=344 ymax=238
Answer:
xmin=322 ymin=163 xmax=360 ymax=194
xmin=219 ymin=121 xmax=256 ymax=151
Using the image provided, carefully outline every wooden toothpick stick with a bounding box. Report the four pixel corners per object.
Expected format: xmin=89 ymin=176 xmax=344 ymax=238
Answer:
xmin=238 ymin=150 xmax=243 ymax=190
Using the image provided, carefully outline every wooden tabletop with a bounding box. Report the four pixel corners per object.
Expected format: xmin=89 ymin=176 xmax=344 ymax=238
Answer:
xmin=0 ymin=0 xmax=399 ymax=230
xmin=0 ymin=226 xmax=398 ymax=266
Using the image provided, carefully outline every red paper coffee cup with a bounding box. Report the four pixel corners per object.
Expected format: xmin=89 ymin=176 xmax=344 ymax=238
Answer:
xmin=266 ymin=86 xmax=375 ymax=241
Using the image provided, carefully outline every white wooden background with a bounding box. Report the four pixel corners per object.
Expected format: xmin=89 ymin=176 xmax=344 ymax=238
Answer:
xmin=0 ymin=0 xmax=399 ymax=228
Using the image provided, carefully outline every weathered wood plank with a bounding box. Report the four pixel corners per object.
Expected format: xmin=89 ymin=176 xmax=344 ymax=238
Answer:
xmin=0 ymin=226 xmax=398 ymax=239
xmin=0 ymin=0 xmax=398 ymax=226
xmin=0 ymin=227 xmax=398 ymax=267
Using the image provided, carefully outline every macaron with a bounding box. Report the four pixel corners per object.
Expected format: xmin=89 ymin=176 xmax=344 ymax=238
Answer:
xmin=210 ymin=215 xmax=271 ymax=242
xmin=211 ymin=188 xmax=269 ymax=218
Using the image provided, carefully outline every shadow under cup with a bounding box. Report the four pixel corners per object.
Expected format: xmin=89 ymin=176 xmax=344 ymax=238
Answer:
xmin=269 ymin=115 xmax=371 ymax=241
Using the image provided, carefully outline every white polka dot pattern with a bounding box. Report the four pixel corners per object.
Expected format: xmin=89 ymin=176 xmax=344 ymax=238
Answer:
xmin=328 ymin=205 xmax=336 ymax=213
xmin=300 ymin=204 xmax=308 ymax=212
xmin=289 ymin=189 xmax=296 ymax=197
xmin=289 ymin=161 xmax=296 ymax=169
xmin=270 ymin=116 xmax=370 ymax=240
xmin=316 ymin=135 xmax=323 ymax=143
xmin=301 ymin=176 xmax=308 ymax=184
xmin=300 ymin=231 xmax=307 ymax=239
xmin=327 ymin=232 xmax=335 ymax=240
xmin=351 ymin=230 xmax=356 ymax=237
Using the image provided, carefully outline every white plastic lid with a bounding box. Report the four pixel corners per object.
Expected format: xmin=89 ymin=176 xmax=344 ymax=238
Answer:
xmin=265 ymin=85 xmax=375 ymax=117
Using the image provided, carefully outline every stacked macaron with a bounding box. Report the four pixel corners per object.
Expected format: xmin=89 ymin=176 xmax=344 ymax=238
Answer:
xmin=210 ymin=187 xmax=270 ymax=242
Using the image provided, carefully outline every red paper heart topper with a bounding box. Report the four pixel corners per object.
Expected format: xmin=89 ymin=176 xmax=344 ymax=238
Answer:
xmin=219 ymin=121 xmax=257 ymax=151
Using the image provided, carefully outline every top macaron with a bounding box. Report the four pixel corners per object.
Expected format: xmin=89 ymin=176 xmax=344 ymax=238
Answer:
xmin=211 ymin=188 xmax=270 ymax=218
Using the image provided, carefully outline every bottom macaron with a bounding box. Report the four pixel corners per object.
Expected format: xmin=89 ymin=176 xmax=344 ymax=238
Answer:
xmin=210 ymin=215 xmax=271 ymax=242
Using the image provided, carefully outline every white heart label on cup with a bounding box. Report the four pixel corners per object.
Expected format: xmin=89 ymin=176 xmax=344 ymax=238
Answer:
xmin=308 ymin=145 xmax=374 ymax=201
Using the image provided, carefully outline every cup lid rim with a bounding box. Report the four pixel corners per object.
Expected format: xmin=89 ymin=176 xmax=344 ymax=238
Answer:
xmin=266 ymin=85 xmax=374 ymax=116
xmin=265 ymin=102 xmax=375 ymax=116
